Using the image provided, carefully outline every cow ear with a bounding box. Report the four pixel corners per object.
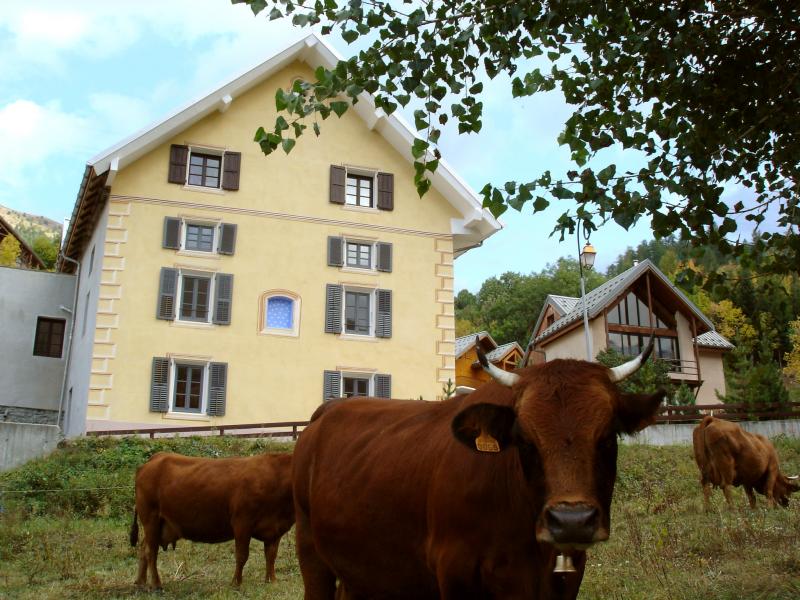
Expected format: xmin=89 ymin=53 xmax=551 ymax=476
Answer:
xmin=452 ymin=403 xmax=517 ymax=453
xmin=615 ymin=390 xmax=667 ymax=434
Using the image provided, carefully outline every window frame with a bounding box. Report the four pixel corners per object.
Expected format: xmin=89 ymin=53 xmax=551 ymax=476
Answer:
xmin=260 ymin=290 xmax=302 ymax=337
xmin=176 ymin=269 xmax=216 ymax=325
xmin=343 ymin=288 xmax=374 ymax=336
xmin=340 ymin=371 xmax=374 ymax=398
xmin=345 ymin=173 xmax=375 ymax=208
xmin=32 ymin=316 xmax=66 ymax=359
xmin=344 ymin=240 xmax=374 ymax=270
xmin=183 ymin=222 xmax=217 ymax=253
xmin=187 ymin=150 xmax=222 ymax=189
xmin=167 ymin=358 xmax=210 ymax=415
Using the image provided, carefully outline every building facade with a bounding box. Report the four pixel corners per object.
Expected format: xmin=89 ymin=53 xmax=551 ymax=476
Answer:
xmin=530 ymin=260 xmax=733 ymax=405
xmin=58 ymin=35 xmax=500 ymax=433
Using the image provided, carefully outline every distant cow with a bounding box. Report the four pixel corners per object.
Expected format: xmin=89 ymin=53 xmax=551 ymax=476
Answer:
xmin=693 ymin=416 xmax=799 ymax=508
xmin=293 ymin=338 xmax=666 ymax=599
xmin=130 ymin=451 xmax=294 ymax=590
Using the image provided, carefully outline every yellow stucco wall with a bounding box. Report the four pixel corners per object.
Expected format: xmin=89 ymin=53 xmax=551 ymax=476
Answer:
xmin=697 ymin=349 xmax=727 ymax=405
xmin=87 ymin=62 xmax=460 ymax=427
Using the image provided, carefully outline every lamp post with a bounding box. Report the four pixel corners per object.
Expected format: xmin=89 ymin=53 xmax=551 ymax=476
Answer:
xmin=577 ymin=231 xmax=596 ymax=361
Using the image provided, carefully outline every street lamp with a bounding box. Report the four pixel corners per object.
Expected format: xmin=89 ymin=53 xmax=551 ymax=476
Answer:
xmin=577 ymin=231 xmax=597 ymax=361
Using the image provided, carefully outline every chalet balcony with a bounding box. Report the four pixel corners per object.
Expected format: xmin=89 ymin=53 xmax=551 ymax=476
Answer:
xmin=658 ymin=358 xmax=700 ymax=383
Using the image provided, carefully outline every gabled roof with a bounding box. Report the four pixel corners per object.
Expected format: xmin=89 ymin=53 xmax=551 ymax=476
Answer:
xmin=76 ymin=34 xmax=499 ymax=259
xmin=695 ymin=330 xmax=734 ymax=350
xmin=455 ymin=331 xmax=496 ymax=358
xmin=533 ymin=259 xmax=715 ymax=345
xmin=485 ymin=341 xmax=524 ymax=363
xmin=0 ymin=214 xmax=45 ymax=270
xmin=549 ymin=294 xmax=580 ymax=315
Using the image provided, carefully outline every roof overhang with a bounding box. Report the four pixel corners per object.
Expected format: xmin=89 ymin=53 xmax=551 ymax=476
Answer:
xmin=85 ymin=34 xmax=500 ymax=257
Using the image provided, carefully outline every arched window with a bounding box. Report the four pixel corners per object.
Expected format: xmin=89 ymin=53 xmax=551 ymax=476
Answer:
xmin=260 ymin=291 xmax=301 ymax=337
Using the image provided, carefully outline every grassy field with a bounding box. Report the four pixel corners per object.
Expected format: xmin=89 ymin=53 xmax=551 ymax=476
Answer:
xmin=1 ymin=436 xmax=799 ymax=599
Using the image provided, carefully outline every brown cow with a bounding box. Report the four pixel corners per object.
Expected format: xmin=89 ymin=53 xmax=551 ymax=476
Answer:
xmin=293 ymin=339 xmax=666 ymax=599
xmin=130 ymin=451 xmax=294 ymax=590
xmin=693 ymin=415 xmax=799 ymax=509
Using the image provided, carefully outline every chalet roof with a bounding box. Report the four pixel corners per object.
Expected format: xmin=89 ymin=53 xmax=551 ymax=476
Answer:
xmin=455 ymin=331 xmax=496 ymax=358
xmin=549 ymin=294 xmax=580 ymax=315
xmin=695 ymin=330 xmax=734 ymax=350
xmin=61 ymin=34 xmax=500 ymax=268
xmin=0 ymin=214 xmax=45 ymax=270
xmin=533 ymin=259 xmax=715 ymax=345
xmin=485 ymin=341 xmax=524 ymax=362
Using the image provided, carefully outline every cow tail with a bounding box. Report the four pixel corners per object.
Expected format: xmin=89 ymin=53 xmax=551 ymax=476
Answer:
xmin=129 ymin=508 xmax=139 ymax=547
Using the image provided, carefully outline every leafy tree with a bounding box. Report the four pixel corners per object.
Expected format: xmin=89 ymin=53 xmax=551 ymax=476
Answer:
xmin=31 ymin=235 xmax=59 ymax=270
xmin=0 ymin=236 xmax=21 ymax=267
xmin=670 ymin=383 xmax=696 ymax=408
xmin=235 ymin=0 xmax=800 ymax=283
xmin=596 ymin=348 xmax=671 ymax=395
xmin=785 ymin=319 xmax=800 ymax=383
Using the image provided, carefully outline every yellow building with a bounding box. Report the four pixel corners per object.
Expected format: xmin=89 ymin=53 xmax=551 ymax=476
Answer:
xmin=454 ymin=332 xmax=523 ymax=390
xmin=58 ymin=35 xmax=500 ymax=434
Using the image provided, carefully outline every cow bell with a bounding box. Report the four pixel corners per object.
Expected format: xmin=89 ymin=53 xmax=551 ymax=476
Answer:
xmin=554 ymin=553 xmax=576 ymax=574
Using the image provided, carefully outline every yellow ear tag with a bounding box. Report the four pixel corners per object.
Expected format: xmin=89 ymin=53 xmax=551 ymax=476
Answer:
xmin=475 ymin=431 xmax=500 ymax=453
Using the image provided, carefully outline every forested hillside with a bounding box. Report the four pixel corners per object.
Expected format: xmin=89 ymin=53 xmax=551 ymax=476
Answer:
xmin=456 ymin=237 xmax=800 ymax=404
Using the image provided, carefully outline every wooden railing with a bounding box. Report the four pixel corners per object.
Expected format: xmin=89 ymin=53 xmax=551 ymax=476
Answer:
xmin=87 ymin=421 xmax=310 ymax=440
xmin=656 ymin=402 xmax=800 ymax=424
xmin=661 ymin=358 xmax=699 ymax=378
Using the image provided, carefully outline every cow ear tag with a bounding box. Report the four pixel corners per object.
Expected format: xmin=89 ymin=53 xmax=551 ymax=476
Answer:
xmin=475 ymin=430 xmax=500 ymax=453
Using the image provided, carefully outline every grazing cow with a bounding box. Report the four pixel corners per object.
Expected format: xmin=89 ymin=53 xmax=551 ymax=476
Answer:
xmin=693 ymin=416 xmax=799 ymax=508
xmin=130 ymin=451 xmax=294 ymax=590
xmin=294 ymin=338 xmax=666 ymax=599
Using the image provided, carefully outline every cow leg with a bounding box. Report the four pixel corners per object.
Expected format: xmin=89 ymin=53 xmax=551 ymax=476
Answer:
xmin=232 ymin=530 xmax=251 ymax=587
xmin=744 ymin=486 xmax=757 ymax=509
xmin=143 ymin=519 xmax=162 ymax=590
xmin=264 ymin=539 xmax=280 ymax=583
xmin=722 ymin=484 xmax=735 ymax=508
xmin=702 ymin=481 xmax=713 ymax=510
xmin=296 ymin=510 xmax=336 ymax=599
xmin=765 ymin=470 xmax=778 ymax=508
xmin=134 ymin=533 xmax=148 ymax=587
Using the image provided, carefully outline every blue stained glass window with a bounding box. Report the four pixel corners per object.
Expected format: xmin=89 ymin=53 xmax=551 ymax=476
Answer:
xmin=267 ymin=296 xmax=294 ymax=329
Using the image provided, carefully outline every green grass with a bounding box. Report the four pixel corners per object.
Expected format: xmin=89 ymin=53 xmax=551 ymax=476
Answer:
xmin=1 ymin=436 xmax=800 ymax=598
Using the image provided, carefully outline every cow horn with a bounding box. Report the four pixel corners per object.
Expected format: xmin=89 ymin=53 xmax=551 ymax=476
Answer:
xmin=608 ymin=335 xmax=655 ymax=383
xmin=788 ymin=475 xmax=799 ymax=481
xmin=475 ymin=336 xmax=521 ymax=388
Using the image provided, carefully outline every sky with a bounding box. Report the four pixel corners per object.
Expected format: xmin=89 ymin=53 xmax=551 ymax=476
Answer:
xmin=0 ymin=1 xmax=761 ymax=293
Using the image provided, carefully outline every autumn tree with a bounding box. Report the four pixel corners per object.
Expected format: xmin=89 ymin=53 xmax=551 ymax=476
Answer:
xmin=0 ymin=236 xmax=21 ymax=267
xmin=31 ymin=235 xmax=60 ymax=270
xmin=784 ymin=319 xmax=800 ymax=383
xmin=235 ymin=0 xmax=800 ymax=285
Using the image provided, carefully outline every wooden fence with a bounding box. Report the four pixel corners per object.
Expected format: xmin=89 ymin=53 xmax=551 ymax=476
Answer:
xmin=86 ymin=421 xmax=310 ymax=440
xmin=656 ymin=402 xmax=800 ymax=424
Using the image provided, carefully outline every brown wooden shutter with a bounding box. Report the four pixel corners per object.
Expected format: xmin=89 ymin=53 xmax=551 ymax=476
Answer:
xmin=375 ymin=289 xmax=392 ymax=338
xmin=377 ymin=172 xmax=394 ymax=211
xmin=375 ymin=374 xmax=391 ymax=399
xmin=168 ymin=145 xmax=189 ymax=184
xmin=163 ymin=217 xmax=181 ymax=249
xmin=156 ymin=268 xmax=178 ymax=321
xmin=328 ymin=236 xmax=343 ymax=267
xmin=376 ymin=242 xmax=392 ymax=272
xmin=323 ymin=370 xmax=341 ymax=401
xmin=222 ymin=152 xmax=241 ymax=191
xmin=213 ymin=273 xmax=233 ymax=325
xmin=218 ymin=223 xmax=237 ymax=255
xmin=330 ymin=165 xmax=346 ymax=204
xmin=207 ymin=362 xmax=228 ymax=416
xmin=150 ymin=357 xmax=170 ymax=412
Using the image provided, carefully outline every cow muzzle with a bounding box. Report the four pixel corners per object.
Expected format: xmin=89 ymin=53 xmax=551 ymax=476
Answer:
xmin=539 ymin=503 xmax=606 ymax=549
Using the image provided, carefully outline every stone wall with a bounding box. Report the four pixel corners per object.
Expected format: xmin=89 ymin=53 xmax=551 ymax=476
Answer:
xmin=0 ymin=405 xmax=59 ymax=425
xmin=625 ymin=419 xmax=800 ymax=446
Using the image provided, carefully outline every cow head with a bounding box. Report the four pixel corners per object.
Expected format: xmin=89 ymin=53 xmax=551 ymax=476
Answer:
xmin=452 ymin=337 xmax=665 ymax=550
xmin=774 ymin=474 xmax=800 ymax=507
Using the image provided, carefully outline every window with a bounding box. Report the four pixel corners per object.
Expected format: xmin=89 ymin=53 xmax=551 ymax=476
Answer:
xmin=345 ymin=291 xmax=371 ymax=335
xmin=174 ymin=364 xmax=204 ymax=412
xmin=546 ymin=314 xmax=555 ymax=327
xmin=188 ymin=152 xmax=221 ymax=188
xmin=346 ymin=174 xmax=373 ymax=207
xmin=180 ymin=275 xmax=211 ymax=322
xmin=343 ymin=376 xmax=370 ymax=398
xmin=346 ymin=242 xmax=372 ymax=269
xmin=259 ymin=291 xmax=301 ymax=336
xmin=184 ymin=223 xmax=215 ymax=252
xmin=608 ymin=333 xmax=680 ymax=364
xmin=33 ymin=317 xmax=66 ymax=358
xmin=607 ymin=292 xmax=668 ymax=328
xmin=267 ymin=296 xmax=294 ymax=329
xmin=82 ymin=291 xmax=90 ymax=337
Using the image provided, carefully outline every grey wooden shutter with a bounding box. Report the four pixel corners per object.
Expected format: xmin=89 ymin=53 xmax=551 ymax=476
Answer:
xmin=377 ymin=172 xmax=394 ymax=211
xmin=375 ymin=374 xmax=392 ymax=399
xmin=376 ymin=242 xmax=392 ymax=272
xmin=330 ymin=165 xmax=346 ymax=204
xmin=156 ymin=268 xmax=178 ymax=321
xmin=207 ymin=362 xmax=228 ymax=416
xmin=375 ymin=289 xmax=392 ymax=338
xmin=213 ymin=274 xmax=233 ymax=325
xmin=222 ymin=152 xmax=241 ymax=191
xmin=323 ymin=370 xmax=341 ymax=401
xmin=218 ymin=223 xmax=237 ymax=255
xmin=163 ymin=217 xmax=181 ymax=249
xmin=150 ymin=357 xmax=170 ymax=412
xmin=327 ymin=236 xmax=343 ymax=267
xmin=324 ymin=284 xmax=343 ymax=333
xmin=168 ymin=145 xmax=189 ymax=184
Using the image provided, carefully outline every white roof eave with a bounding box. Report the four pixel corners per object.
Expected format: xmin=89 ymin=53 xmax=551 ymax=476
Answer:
xmin=87 ymin=34 xmax=500 ymax=253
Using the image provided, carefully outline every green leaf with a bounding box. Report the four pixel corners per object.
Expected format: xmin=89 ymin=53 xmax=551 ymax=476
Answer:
xmin=342 ymin=30 xmax=359 ymax=44
xmin=411 ymin=138 xmax=429 ymax=159
xmin=330 ymin=101 xmax=348 ymax=118
xmin=281 ymin=138 xmax=296 ymax=154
